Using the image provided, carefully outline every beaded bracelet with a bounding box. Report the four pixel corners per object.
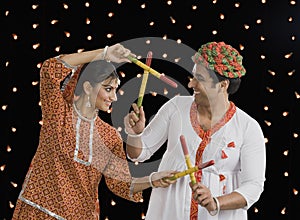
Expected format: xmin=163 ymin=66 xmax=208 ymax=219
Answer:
xmin=209 ymin=197 xmax=220 ymax=216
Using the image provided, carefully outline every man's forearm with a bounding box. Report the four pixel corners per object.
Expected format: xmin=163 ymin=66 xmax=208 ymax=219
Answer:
xmin=126 ymin=136 xmax=143 ymax=159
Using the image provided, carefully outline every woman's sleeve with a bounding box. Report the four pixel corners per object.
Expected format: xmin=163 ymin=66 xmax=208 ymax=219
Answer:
xmin=104 ymin=130 xmax=142 ymax=202
xmin=234 ymin=119 xmax=266 ymax=209
xmin=39 ymin=57 xmax=79 ymax=116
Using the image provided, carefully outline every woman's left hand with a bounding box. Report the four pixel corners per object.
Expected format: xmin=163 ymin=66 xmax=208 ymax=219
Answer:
xmin=151 ymin=171 xmax=178 ymax=188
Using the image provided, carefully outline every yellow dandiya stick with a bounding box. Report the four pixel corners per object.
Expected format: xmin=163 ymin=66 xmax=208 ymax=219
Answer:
xmin=168 ymin=160 xmax=215 ymax=181
xmin=180 ymin=135 xmax=197 ymax=184
xmin=137 ymin=51 xmax=152 ymax=107
xmin=127 ymin=55 xmax=178 ymax=88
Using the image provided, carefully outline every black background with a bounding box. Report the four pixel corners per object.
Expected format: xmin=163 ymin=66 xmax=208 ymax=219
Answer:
xmin=1 ymin=0 xmax=300 ymax=219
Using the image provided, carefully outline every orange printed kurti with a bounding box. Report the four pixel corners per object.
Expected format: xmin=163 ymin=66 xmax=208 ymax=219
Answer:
xmin=12 ymin=57 xmax=142 ymax=220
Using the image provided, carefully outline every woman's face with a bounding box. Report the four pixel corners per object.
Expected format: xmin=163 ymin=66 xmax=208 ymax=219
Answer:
xmin=91 ymin=77 xmax=119 ymax=112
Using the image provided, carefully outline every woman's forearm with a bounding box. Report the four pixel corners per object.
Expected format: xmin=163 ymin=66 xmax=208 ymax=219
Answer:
xmin=132 ymin=176 xmax=151 ymax=193
xmin=60 ymin=48 xmax=105 ymax=66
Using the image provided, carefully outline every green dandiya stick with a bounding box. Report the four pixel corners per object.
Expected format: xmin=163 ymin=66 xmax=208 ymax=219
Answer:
xmin=137 ymin=51 xmax=152 ymax=107
xmin=127 ymin=55 xmax=178 ymax=88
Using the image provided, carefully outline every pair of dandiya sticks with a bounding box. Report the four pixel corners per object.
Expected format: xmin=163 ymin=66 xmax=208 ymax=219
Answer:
xmin=127 ymin=52 xmax=178 ymax=108
xmin=128 ymin=52 xmax=214 ymax=181
xmin=163 ymin=135 xmax=214 ymax=181
xmin=171 ymin=135 xmax=215 ymax=181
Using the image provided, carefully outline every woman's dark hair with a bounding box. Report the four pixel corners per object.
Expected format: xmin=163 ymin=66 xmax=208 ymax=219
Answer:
xmin=207 ymin=68 xmax=241 ymax=95
xmin=75 ymin=60 xmax=119 ymax=96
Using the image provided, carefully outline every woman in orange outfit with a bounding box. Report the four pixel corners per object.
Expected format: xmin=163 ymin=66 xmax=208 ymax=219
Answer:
xmin=12 ymin=43 xmax=177 ymax=220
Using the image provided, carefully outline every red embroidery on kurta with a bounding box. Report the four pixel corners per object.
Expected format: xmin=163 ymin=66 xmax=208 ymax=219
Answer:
xmin=189 ymin=101 xmax=236 ymax=220
xmin=227 ymin=141 xmax=235 ymax=148
xmin=221 ymin=149 xmax=228 ymax=159
xmin=219 ymin=174 xmax=226 ymax=181
xmin=223 ymin=185 xmax=226 ymax=194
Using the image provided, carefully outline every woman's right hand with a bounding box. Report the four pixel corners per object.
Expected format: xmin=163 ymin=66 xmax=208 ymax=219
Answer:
xmin=105 ymin=43 xmax=135 ymax=63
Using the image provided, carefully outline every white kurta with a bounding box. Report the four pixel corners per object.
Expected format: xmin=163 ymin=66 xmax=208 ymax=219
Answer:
xmin=128 ymin=96 xmax=266 ymax=220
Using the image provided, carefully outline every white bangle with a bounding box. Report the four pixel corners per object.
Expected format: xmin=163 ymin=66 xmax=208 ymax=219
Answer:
xmin=209 ymin=197 xmax=220 ymax=216
xmin=149 ymin=172 xmax=157 ymax=188
xmin=102 ymin=46 xmax=109 ymax=60
xmin=127 ymin=132 xmax=143 ymax=138
xmin=124 ymin=128 xmax=144 ymax=137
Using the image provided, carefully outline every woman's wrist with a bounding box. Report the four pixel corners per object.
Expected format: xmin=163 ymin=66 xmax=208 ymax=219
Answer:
xmin=149 ymin=172 xmax=158 ymax=188
xmin=209 ymin=197 xmax=220 ymax=216
xmin=102 ymin=46 xmax=109 ymax=60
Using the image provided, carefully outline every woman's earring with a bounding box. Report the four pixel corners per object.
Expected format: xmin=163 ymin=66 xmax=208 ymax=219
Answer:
xmin=86 ymin=96 xmax=91 ymax=108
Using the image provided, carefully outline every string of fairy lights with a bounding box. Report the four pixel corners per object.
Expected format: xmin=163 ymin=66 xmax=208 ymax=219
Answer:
xmin=1 ymin=0 xmax=299 ymax=219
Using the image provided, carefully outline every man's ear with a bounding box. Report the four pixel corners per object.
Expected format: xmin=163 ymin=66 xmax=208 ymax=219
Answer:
xmin=219 ymin=80 xmax=229 ymax=92
xmin=83 ymin=81 xmax=92 ymax=95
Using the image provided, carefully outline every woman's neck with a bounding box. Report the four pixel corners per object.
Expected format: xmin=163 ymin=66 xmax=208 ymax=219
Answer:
xmin=73 ymin=98 xmax=98 ymax=120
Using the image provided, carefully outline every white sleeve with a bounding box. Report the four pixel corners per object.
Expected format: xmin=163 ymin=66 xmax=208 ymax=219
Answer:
xmin=234 ymin=119 xmax=266 ymax=209
xmin=132 ymin=98 xmax=177 ymax=162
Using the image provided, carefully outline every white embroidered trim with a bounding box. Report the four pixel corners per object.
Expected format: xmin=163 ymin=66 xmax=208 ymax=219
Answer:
xmin=74 ymin=116 xmax=94 ymax=166
xmin=19 ymin=196 xmax=66 ymax=220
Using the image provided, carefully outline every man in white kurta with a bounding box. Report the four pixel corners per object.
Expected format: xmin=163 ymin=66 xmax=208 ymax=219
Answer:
xmin=128 ymin=95 xmax=265 ymax=220
xmin=125 ymin=41 xmax=266 ymax=220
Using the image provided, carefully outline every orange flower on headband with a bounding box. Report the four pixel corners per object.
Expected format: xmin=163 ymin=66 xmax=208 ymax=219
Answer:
xmin=192 ymin=41 xmax=246 ymax=78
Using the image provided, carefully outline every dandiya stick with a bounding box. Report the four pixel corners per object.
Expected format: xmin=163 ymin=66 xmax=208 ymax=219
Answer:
xmin=180 ymin=135 xmax=197 ymax=184
xmin=137 ymin=51 xmax=152 ymax=107
xmin=127 ymin=55 xmax=178 ymax=88
xmin=168 ymin=160 xmax=215 ymax=181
